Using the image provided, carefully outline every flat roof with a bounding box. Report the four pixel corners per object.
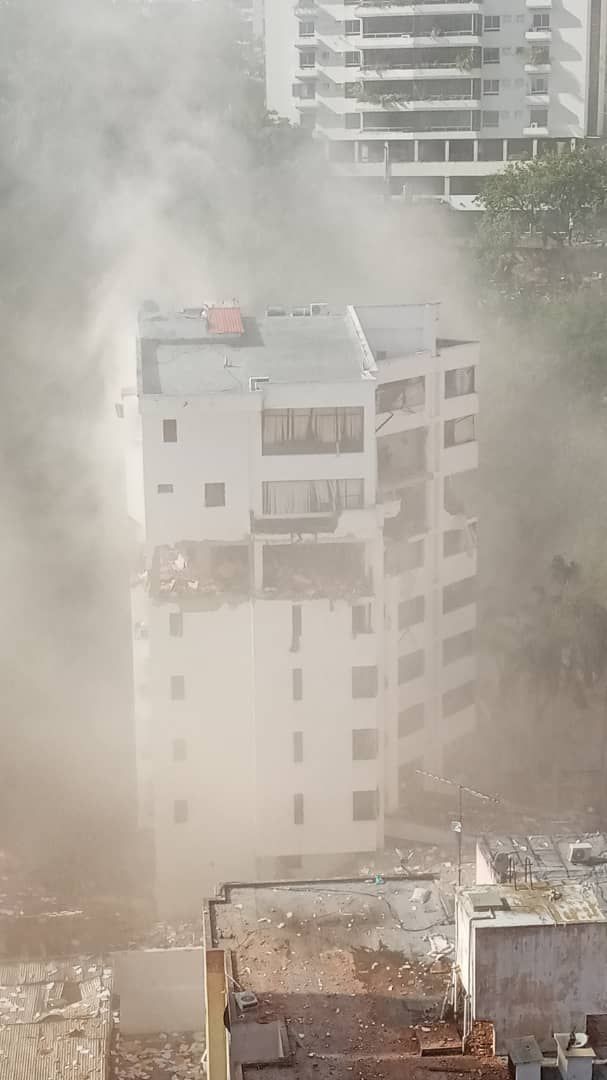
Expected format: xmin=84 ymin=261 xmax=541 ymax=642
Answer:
xmin=478 ymin=833 xmax=607 ymax=886
xmin=0 ymin=957 xmax=111 ymax=1025
xmin=139 ymin=311 xmax=373 ymax=396
xmin=210 ymin=876 xmax=462 ymax=1080
xmin=0 ymin=1019 xmax=109 ymax=1080
xmin=508 ymin=1036 xmax=543 ymax=1064
xmin=459 ymin=883 xmax=606 ymax=928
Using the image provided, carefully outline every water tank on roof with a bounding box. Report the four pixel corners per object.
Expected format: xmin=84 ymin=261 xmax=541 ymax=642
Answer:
xmin=569 ymin=842 xmax=593 ymax=865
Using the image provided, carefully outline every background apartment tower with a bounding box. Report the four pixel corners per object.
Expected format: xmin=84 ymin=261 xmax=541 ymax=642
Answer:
xmin=264 ymin=0 xmax=606 ymax=204
xmin=128 ymin=301 xmax=478 ymax=915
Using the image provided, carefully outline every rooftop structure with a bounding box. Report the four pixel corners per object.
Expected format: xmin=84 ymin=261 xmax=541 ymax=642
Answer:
xmin=264 ymin=0 xmax=607 ymax=205
xmin=128 ymin=299 xmax=479 ymax=916
xmin=456 ymin=883 xmax=607 ymax=1051
xmin=476 ymin=834 xmax=607 ymax=889
xmin=204 ymin=875 xmax=505 ymax=1080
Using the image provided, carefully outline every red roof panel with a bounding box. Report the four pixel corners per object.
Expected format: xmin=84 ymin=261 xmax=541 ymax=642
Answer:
xmin=208 ymin=306 xmax=244 ymax=335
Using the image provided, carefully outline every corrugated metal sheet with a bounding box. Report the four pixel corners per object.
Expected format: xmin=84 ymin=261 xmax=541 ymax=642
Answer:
xmin=0 ymin=958 xmax=105 ymax=986
xmin=0 ymin=1018 xmax=109 ymax=1080
xmin=207 ymin=306 xmax=244 ymax=335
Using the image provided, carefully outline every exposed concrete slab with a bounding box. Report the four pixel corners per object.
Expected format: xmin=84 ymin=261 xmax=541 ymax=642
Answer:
xmin=112 ymin=947 xmax=204 ymax=1035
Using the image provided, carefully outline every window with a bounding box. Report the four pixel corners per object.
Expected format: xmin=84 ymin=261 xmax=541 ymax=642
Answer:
xmin=443 ymin=529 xmax=467 ymax=557
xmin=352 ymin=665 xmax=378 ymax=698
xmin=293 ymin=668 xmax=303 ymax=701
xmin=443 ymin=576 xmax=476 ymax=613
xmin=174 ymin=799 xmax=189 ymax=824
xmin=345 ymin=50 xmax=361 ymax=67
xmin=300 ymin=50 xmax=316 ymax=68
xmin=530 ymin=108 xmax=548 ymax=127
xmin=398 ymin=595 xmax=425 ymax=630
xmin=169 ymin=612 xmax=183 ymax=638
xmin=344 ymin=81 xmax=359 ymax=99
xmin=483 ymin=79 xmax=499 ymax=95
xmin=345 ymin=112 xmax=361 ymax=130
xmin=262 ymin=478 xmax=363 ymax=516
xmin=444 ymin=470 xmax=479 ymax=518
xmin=163 ymin=419 xmax=177 ymax=443
xmin=444 ymin=415 xmax=476 ymax=447
xmin=442 ymin=680 xmax=475 ymax=717
xmin=205 ymin=482 xmax=226 ymax=507
xmin=398 ymin=703 xmax=425 ymax=738
xmin=295 ymin=81 xmax=316 ymax=100
xmin=299 ymin=19 xmax=315 ymax=36
xmin=530 ymin=77 xmax=548 ymax=94
xmin=262 ymin=406 xmax=364 ymax=455
xmin=533 ymin=12 xmax=550 ymax=28
xmin=170 ymin=675 xmax=185 ymax=700
xmin=172 ymin=738 xmax=187 ymax=762
xmin=443 ymin=629 xmax=475 ymax=664
xmin=353 ymin=789 xmax=378 ymax=821
xmin=531 ymin=46 xmax=550 ymax=64
xmin=292 ymin=605 xmax=302 ymax=651
xmin=376 ymin=376 xmax=425 ymax=413
xmin=345 ymin=18 xmax=361 ymax=33
xmin=398 ymin=649 xmax=425 ymax=684
xmin=157 ymin=483 xmax=174 ymax=494
xmin=294 ymin=793 xmax=304 ymax=825
xmin=482 ymin=110 xmax=499 ymax=127
xmin=484 ymin=15 xmax=501 ymax=31
xmin=445 ymin=367 xmax=475 ymax=398
xmin=483 ymin=47 xmax=500 ymax=64
xmin=352 ymin=603 xmax=372 ymax=635
xmin=352 ymin=729 xmax=378 ymax=760
xmin=293 ymin=731 xmax=304 ymax=763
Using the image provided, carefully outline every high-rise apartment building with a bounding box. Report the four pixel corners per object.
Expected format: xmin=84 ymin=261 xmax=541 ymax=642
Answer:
xmin=264 ymin=0 xmax=606 ymax=203
xmin=128 ymin=301 xmax=478 ymax=915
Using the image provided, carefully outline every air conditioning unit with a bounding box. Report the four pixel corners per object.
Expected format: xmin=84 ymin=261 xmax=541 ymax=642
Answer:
xmin=249 ymin=376 xmax=270 ymax=393
xmin=234 ymin=991 xmax=258 ymax=1012
xmin=569 ymin=841 xmax=592 ymax=865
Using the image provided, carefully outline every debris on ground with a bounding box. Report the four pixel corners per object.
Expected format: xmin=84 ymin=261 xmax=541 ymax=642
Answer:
xmin=114 ymin=1031 xmax=205 ymax=1079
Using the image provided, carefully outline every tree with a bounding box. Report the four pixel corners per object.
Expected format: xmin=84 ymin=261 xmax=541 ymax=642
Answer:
xmin=478 ymin=146 xmax=607 ymax=244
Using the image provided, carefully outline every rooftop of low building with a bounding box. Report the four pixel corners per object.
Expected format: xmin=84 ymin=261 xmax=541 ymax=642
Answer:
xmin=207 ymin=875 xmax=502 ymax=1080
xmin=0 ymin=1018 xmax=110 ymax=1080
xmin=477 ymin=833 xmax=607 ymax=886
xmin=0 ymin=956 xmax=112 ymax=1026
xmin=459 ymin=882 xmax=606 ymax=927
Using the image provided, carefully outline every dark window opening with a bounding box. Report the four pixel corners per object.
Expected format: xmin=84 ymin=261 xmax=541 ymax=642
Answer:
xmin=443 ymin=629 xmax=475 ymax=664
xmin=163 ymin=419 xmax=177 ymax=443
xmin=291 ymin=604 xmax=302 ymax=651
xmin=353 ymin=789 xmax=378 ymax=821
xmin=444 ymin=415 xmax=476 ymax=447
xmin=445 ymin=367 xmax=475 ymax=398
xmin=443 ymin=576 xmax=476 ymax=613
xmin=398 ymin=595 xmax=425 ymax=630
xmin=293 ymin=731 xmax=304 ymax=763
xmin=352 ymin=665 xmax=378 ymax=698
xmin=376 ymin=376 xmax=425 ymax=414
xmin=399 ymin=702 xmax=425 ymax=737
xmin=205 ymin=482 xmax=226 ymax=508
xmin=398 ymin=650 xmax=425 ymax=684
xmin=169 ymin=612 xmax=183 ymax=637
xmin=352 ymin=603 xmax=373 ymax=635
xmin=157 ymin=483 xmax=174 ymax=494
xmin=293 ymin=668 xmax=303 ymax=701
xmin=352 ymin=728 xmax=378 ymax=760
xmin=294 ymin=793 xmax=304 ymax=825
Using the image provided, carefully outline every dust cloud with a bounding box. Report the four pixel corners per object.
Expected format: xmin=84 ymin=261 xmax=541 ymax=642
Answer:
xmin=0 ymin=0 xmax=474 ymax=893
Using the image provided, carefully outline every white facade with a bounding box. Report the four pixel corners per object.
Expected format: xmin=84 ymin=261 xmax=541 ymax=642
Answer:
xmin=264 ymin=0 xmax=606 ymax=202
xmin=129 ymin=301 xmax=479 ymax=915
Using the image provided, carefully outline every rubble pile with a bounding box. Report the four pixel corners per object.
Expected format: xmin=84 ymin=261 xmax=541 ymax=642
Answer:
xmin=114 ymin=1032 xmax=205 ymax=1079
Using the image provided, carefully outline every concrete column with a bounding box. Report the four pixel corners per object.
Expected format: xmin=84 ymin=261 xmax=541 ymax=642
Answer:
xmin=354 ymin=140 xmax=360 ymax=163
xmin=444 ymin=175 xmax=451 ymax=198
xmin=205 ymin=950 xmax=228 ymax=1080
xmin=445 ymin=139 xmax=450 ymax=162
xmin=253 ymin=540 xmax=263 ymax=593
xmin=502 ymin=139 xmax=508 ymax=161
xmin=473 ymin=139 xmax=479 ymax=162
xmin=532 ymin=138 xmax=538 ymax=158
xmin=413 ymin=139 xmax=419 ymax=162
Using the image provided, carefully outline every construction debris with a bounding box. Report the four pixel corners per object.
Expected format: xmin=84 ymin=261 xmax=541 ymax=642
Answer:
xmin=114 ymin=1031 xmax=205 ymax=1079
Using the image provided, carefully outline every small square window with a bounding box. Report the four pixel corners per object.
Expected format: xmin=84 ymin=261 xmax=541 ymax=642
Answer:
xmin=293 ymin=668 xmax=303 ymax=701
xmin=345 ymin=112 xmax=361 ymax=130
xmin=444 ymin=415 xmax=476 ymax=447
xmin=293 ymin=731 xmax=304 ymax=763
xmin=173 ymin=738 xmax=187 ymax=762
xmin=353 ymin=789 xmax=378 ymax=821
xmin=299 ymin=19 xmax=315 ymax=36
xmin=398 ymin=650 xmax=425 ymax=685
xmin=205 ymin=482 xmax=226 ymax=507
xmin=163 ymin=419 xmax=177 ymax=443
xmin=294 ymin=793 xmax=304 ymax=825
xmin=300 ymin=50 xmax=316 ymax=68
xmin=398 ymin=703 xmax=425 ymax=738
xmin=445 ymin=367 xmax=475 ymax=398
xmin=345 ymin=19 xmax=360 ymax=33
xmin=483 ymin=47 xmax=500 ymax=64
xmin=443 ymin=576 xmax=476 ymax=614
xmin=531 ymin=77 xmax=548 ymax=94
xmin=352 ymin=603 xmax=372 ymax=635
xmin=533 ymin=12 xmax=550 ymax=28
xmin=352 ymin=729 xmax=378 ymax=760
xmin=170 ymin=675 xmax=185 ymax=701
xmin=352 ymin=666 xmax=378 ymax=698
xmin=483 ymin=79 xmax=499 ymax=95
xmin=443 ymin=629 xmax=475 ymax=665
xmin=484 ymin=15 xmax=501 ymax=30
xmin=157 ymin=483 xmax=174 ymax=494
xmin=169 ymin=612 xmax=183 ymax=638
xmin=398 ymin=595 xmax=425 ymax=630
xmin=174 ymin=799 xmax=189 ymax=824
xmin=530 ymin=109 xmax=548 ymax=127
xmin=482 ymin=110 xmax=499 ymax=128
xmin=345 ymin=50 xmax=360 ymax=67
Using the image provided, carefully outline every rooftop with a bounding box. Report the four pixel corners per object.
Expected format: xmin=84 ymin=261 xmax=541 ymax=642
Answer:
xmin=137 ymin=301 xmax=443 ymax=397
xmin=0 ymin=957 xmax=111 ymax=1025
xmin=0 ymin=1019 xmax=110 ymax=1080
xmin=459 ymin=882 xmax=606 ymax=928
xmin=209 ymin=876 xmax=467 ymax=1080
xmin=478 ymin=833 xmax=607 ymax=887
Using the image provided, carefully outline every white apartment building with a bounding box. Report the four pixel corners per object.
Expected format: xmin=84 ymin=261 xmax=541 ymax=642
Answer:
xmin=129 ymin=300 xmax=479 ymax=916
xmin=264 ymin=0 xmax=607 ymax=204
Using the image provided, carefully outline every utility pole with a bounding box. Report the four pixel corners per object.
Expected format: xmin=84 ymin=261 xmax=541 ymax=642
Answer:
xmin=415 ymin=769 xmax=500 ymax=887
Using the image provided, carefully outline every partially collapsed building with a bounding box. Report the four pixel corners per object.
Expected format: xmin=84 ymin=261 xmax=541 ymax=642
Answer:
xmin=128 ymin=300 xmax=479 ymax=914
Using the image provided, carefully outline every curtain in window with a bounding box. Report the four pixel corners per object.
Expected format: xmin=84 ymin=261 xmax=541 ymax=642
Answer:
xmin=311 ymin=409 xmax=338 ymax=445
xmin=453 ymin=368 xmax=474 ymax=395
xmin=263 ymin=479 xmax=363 ymax=515
xmin=262 ymin=411 xmax=290 ymax=446
xmin=453 ymin=415 xmax=475 ymax=444
xmin=337 ymin=408 xmax=363 ymax=444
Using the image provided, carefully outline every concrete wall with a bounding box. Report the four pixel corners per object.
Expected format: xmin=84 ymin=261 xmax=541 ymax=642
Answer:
xmin=112 ymin=948 xmax=204 ymax=1035
xmin=472 ymin=923 xmax=607 ymax=1050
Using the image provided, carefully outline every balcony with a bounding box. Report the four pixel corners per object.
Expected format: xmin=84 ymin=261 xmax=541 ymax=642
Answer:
xmin=523 ymin=124 xmax=548 ymax=135
xmin=526 ymin=0 xmax=551 ymax=6
xmin=356 ymin=1 xmax=482 ymax=12
xmin=525 ymin=27 xmax=551 ymax=41
xmin=262 ymin=541 xmax=373 ymax=600
xmin=524 ymin=61 xmax=551 ymax=74
xmin=525 ymin=92 xmax=549 ymax=106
